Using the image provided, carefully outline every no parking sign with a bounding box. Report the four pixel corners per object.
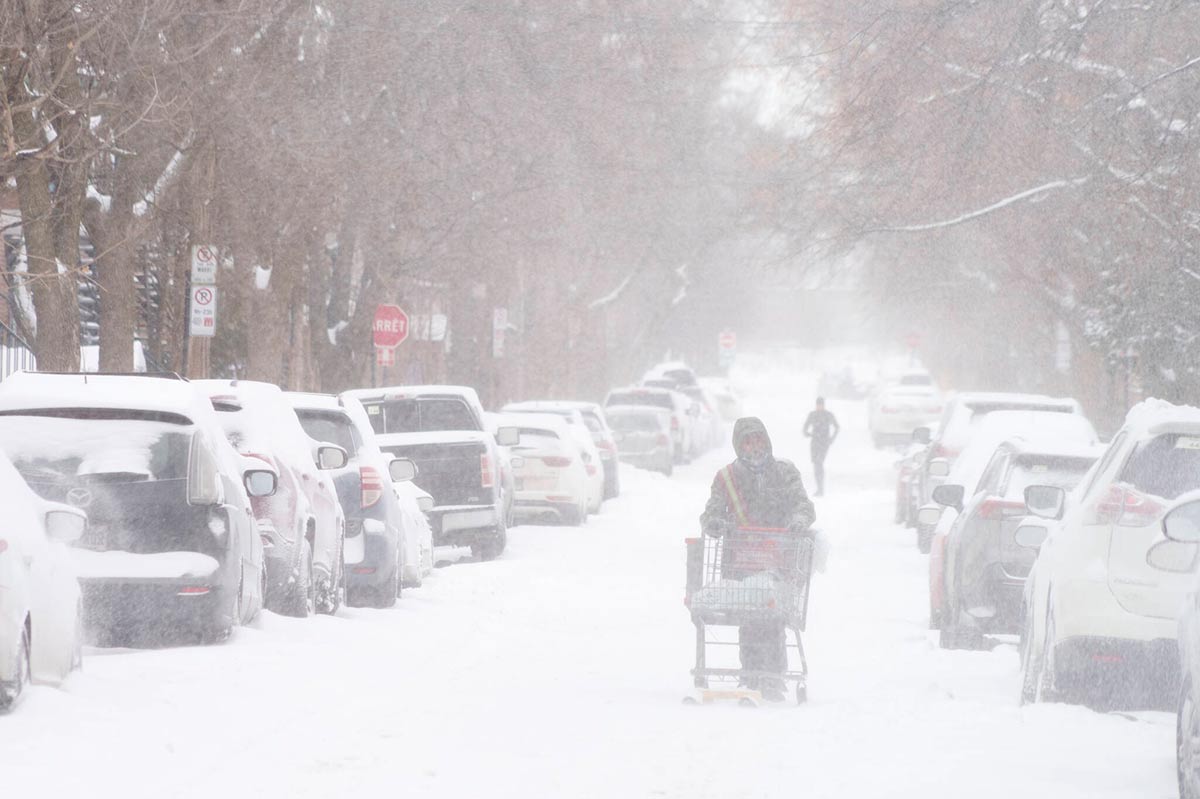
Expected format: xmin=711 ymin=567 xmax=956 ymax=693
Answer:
xmin=189 ymin=285 xmax=217 ymax=337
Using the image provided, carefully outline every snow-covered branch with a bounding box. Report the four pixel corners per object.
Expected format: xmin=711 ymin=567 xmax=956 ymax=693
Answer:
xmin=870 ymin=177 xmax=1091 ymax=234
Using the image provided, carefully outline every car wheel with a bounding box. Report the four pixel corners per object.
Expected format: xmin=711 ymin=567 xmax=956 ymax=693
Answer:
xmin=1180 ymin=680 xmax=1200 ymax=799
xmin=0 ymin=623 xmax=30 ymax=711
xmin=378 ymin=562 xmax=400 ymax=608
xmin=316 ymin=538 xmax=345 ymax=615
xmin=280 ymin=538 xmax=314 ymax=617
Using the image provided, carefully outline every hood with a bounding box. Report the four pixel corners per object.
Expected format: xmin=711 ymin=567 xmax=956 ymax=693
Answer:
xmin=733 ymin=417 xmax=773 ymax=460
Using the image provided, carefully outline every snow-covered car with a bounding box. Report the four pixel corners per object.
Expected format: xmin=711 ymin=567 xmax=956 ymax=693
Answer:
xmin=918 ymin=393 xmax=1086 ymax=506
xmin=0 ymin=373 xmax=269 ymax=645
xmin=501 ymin=401 xmax=621 ymax=499
xmin=499 ymin=412 xmax=591 ymax=525
xmin=200 ymin=380 xmax=347 ymax=616
xmin=346 ymin=386 xmax=518 ymax=561
xmin=393 ymin=481 xmax=434 ymax=588
xmin=673 ymin=384 xmax=723 ymax=455
xmin=929 ymin=436 xmax=1101 ymax=649
xmin=697 ymin=377 xmax=743 ymax=423
xmin=288 ymin=392 xmax=413 ymax=608
xmin=605 ymin=386 xmax=694 ymax=464
xmin=1019 ymin=400 xmax=1200 ymax=706
xmin=606 ymin=405 xmax=674 ymax=476
xmin=868 ymin=382 xmax=944 ymax=448
xmin=894 ymin=433 xmax=930 ymax=527
xmin=0 ymin=451 xmax=87 ymax=710
xmin=500 ymin=403 xmax=604 ymax=512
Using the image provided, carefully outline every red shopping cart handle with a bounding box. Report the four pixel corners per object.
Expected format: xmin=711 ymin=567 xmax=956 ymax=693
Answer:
xmin=736 ymin=526 xmax=787 ymax=533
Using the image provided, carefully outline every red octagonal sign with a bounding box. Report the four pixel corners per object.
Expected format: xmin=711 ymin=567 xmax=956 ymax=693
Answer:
xmin=373 ymin=304 xmax=409 ymax=349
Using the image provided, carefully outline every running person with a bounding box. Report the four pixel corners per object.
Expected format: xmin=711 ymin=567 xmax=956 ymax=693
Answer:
xmin=803 ymin=397 xmax=839 ymax=496
xmin=700 ymin=417 xmax=816 ymax=701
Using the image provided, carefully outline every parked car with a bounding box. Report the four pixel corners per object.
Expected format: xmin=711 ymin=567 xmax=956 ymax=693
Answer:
xmin=0 ymin=372 xmax=269 ymax=645
xmin=673 ymin=384 xmax=723 ymax=455
xmin=200 ymin=380 xmax=347 ymax=616
xmin=499 ymin=412 xmax=591 ymax=525
xmin=0 ymin=450 xmax=87 ymax=710
xmin=500 ymin=403 xmax=604 ymax=512
xmin=345 ymin=386 xmax=518 ymax=561
xmin=501 ymin=401 xmax=621 ymax=499
xmin=1019 ymin=400 xmax=1200 ymax=706
xmin=643 ymin=361 xmax=699 ymax=388
xmin=868 ymin=382 xmax=943 ymax=448
xmin=1162 ymin=497 xmax=1200 ymax=798
xmin=605 ymin=386 xmax=695 ymax=464
xmin=894 ymin=432 xmax=930 ymax=526
xmin=928 ymin=436 xmax=1101 ymax=649
xmin=606 ymin=405 xmax=675 ymax=476
xmin=288 ymin=392 xmax=415 ymax=608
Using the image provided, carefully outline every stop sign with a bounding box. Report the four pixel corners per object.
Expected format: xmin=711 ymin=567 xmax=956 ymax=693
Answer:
xmin=718 ymin=330 xmax=737 ymax=350
xmin=373 ymin=304 xmax=409 ymax=349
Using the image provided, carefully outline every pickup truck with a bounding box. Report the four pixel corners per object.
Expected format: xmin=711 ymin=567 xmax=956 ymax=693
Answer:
xmin=343 ymin=386 xmax=517 ymax=560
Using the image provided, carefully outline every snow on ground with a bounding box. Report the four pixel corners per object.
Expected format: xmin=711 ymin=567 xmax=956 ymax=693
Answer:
xmin=0 ymin=357 xmax=1178 ymax=798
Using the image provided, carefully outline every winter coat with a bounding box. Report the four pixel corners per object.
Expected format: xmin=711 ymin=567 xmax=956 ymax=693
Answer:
xmin=700 ymin=417 xmax=816 ymax=535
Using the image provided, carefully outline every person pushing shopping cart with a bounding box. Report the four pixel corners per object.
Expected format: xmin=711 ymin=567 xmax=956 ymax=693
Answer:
xmin=690 ymin=417 xmax=817 ymax=704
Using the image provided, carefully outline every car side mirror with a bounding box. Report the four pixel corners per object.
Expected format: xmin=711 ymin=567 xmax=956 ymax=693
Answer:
xmin=389 ymin=458 xmax=417 ymax=483
xmin=416 ymin=495 xmax=435 ymax=513
xmin=912 ymin=426 xmax=931 ymax=445
xmin=927 ymin=457 xmax=950 ymax=478
xmin=1163 ymin=500 xmax=1200 ymax=543
xmin=317 ymin=444 xmax=349 ymax=471
xmin=916 ymin=504 xmax=942 ymax=526
xmin=1025 ymin=485 xmax=1066 ymax=520
xmin=495 ymin=426 xmax=520 ymax=447
xmin=44 ymin=507 xmax=87 ymax=544
xmin=1147 ymin=540 xmax=1199 ymax=573
xmin=931 ymin=483 xmax=964 ymax=511
xmin=243 ymin=469 xmax=278 ymax=497
xmin=1014 ymin=521 xmax=1049 ymax=549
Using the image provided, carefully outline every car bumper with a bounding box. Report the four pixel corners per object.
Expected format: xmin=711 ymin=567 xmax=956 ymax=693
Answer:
xmin=513 ymin=499 xmax=579 ymax=522
xmin=1053 ymin=635 xmax=1179 ymax=692
xmin=430 ymin=505 xmax=501 ymax=547
xmin=344 ymin=517 xmax=398 ymax=593
xmin=79 ymin=576 xmax=234 ymax=638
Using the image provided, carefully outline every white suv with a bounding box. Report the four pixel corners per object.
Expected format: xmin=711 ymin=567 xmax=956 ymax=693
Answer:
xmin=1019 ymin=400 xmax=1200 ymax=705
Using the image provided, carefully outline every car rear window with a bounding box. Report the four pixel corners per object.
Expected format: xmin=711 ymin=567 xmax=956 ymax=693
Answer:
xmin=1119 ymin=433 xmax=1200 ymax=500
xmin=609 ymin=413 xmax=661 ymax=432
xmin=516 ymin=429 xmax=561 ymax=448
xmin=607 ymin=391 xmax=672 ymax=410
xmin=363 ymin=398 xmax=478 ymax=433
xmin=899 ymin=374 xmax=933 ymax=386
xmin=1004 ymin=455 xmax=1095 ymax=499
xmin=295 ymin=410 xmax=361 ymax=456
xmin=579 ymin=412 xmax=603 ymax=433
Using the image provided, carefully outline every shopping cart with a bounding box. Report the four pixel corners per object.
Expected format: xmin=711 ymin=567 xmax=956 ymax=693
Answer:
xmin=684 ymin=527 xmax=815 ymax=705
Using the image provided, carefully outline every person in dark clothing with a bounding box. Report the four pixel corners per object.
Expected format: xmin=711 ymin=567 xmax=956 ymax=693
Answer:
xmin=803 ymin=397 xmax=839 ymax=496
xmin=699 ymin=417 xmax=816 ymax=701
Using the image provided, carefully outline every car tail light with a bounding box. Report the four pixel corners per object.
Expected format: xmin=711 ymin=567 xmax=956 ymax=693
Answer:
xmin=0 ymin=539 xmax=6 ymax=554
xmin=177 ymin=586 xmax=211 ymax=596
xmin=977 ymin=498 xmax=1026 ymax=520
xmin=671 ymin=416 xmax=679 ymax=431
xmin=656 ymin=433 xmax=670 ymax=446
xmin=481 ymin=452 xmax=494 ymax=488
xmin=597 ymin=440 xmax=615 ymax=452
xmin=931 ymin=444 xmax=957 ymax=460
xmin=360 ymin=466 xmax=384 ymax=508
xmin=352 ymin=566 xmax=376 ymax=575
xmin=542 ymin=456 xmax=572 ymax=468
xmin=1090 ymin=484 xmax=1167 ymax=527
xmin=586 ymin=463 xmax=598 ymax=476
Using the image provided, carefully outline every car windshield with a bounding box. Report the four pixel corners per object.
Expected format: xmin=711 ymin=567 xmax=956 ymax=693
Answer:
xmin=1119 ymin=434 xmax=1200 ymax=500
xmin=0 ymin=410 xmax=192 ymax=483
xmin=607 ymin=391 xmax=672 ymax=410
xmin=364 ymin=397 xmax=478 ymax=433
xmin=515 ymin=429 xmax=561 ymax=449
xmin=295 ymin=410 xmax=361 ymax=456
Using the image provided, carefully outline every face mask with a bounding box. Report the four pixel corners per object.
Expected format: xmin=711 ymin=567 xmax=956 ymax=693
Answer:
xmin=742 ymin=448 xmax=769 ymax=470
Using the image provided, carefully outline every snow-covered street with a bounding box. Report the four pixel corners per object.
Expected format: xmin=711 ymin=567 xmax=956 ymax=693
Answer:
xmin=0 ymin=362 xmax=1177 ymax=798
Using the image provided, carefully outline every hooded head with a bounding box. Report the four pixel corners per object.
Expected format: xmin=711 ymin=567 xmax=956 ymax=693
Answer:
xmin=733 ymin=416 xmax=773 ymax=470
